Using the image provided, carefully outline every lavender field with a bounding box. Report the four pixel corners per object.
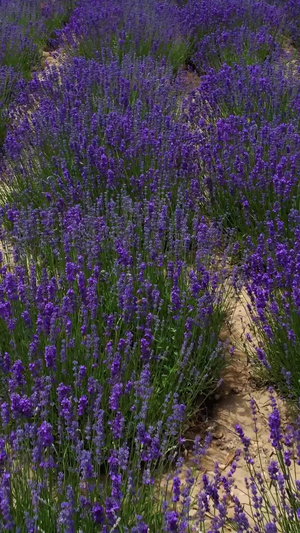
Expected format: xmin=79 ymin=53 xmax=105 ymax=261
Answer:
xmin=1 ymin=0 xmax=300 ymax=531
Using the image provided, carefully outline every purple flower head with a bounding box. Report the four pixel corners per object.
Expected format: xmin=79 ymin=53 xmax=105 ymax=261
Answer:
xmin=109 ymin=411 xmax=125 ymax=439
xmin=11 ymin=393 xmax=33 ymax=418
xmin=11 ymin=360 xmax=25 ymax=387
xmin=172 ymin=476 xmax=181 ymax=503
xmin=0 ymin=439 xmax=7 ymax=466
xmin=265 ymin=522 xmax=277 ymax=533
xmin=164 ymin=510 xmax=179 ymax=532
xmin=0 ymin=472 xmax=13 ymax=529
xmin=1 ymin=402 xmax=9 ymax=426
xmin=38 ymin=421 xmax=54 ymax=448
xmin=77 ymin=395 xmax=88 ymax=416
xmin=80 ymin=450 xmax=95 ymax=480
xmin=268 ymin=460 xmax=279 ymax=481
xmin=132 ymin=516 xmax=149 ymax=532
xmin=268 ymin=406 xmax=282 ymax=450
xmin=58 ymin=486 xmax=75 ymax=533
xmin=109 ymin=383 xmax=123 ymax=411
xmin=235 ymin=425 xmax=251 ymax=451
xmin=105 ymin=496 xmax=120 ymax=525
xmin=44 ymin=345 xmax=57 ymax=369
xmin=57 ymin=383 xmax=71 ymax=403
xmin=284 ymin=449 xmax=292 ymax=468
xmin=92 ymin=503 xmax=104 ymax=525
xmin=66 ymin=262 xmax=77 ymax=282
xmin=256 ymin=347 xmax=271 ymax=370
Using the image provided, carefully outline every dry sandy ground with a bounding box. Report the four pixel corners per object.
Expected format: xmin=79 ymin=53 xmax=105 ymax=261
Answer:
xmin=166 ymin=289 xmax=296 ymax=531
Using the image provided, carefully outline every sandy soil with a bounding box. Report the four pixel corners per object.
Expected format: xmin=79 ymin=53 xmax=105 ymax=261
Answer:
xmin=172 ymin=290 xmax=295 ymax=531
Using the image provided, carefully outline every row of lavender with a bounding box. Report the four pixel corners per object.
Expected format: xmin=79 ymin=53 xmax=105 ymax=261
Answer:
xmin=172 ymin=0 xmax=300 ymax=399
xmin=0 ymin=0 xmax=300 ymax=531
xmin=0 ymin=0 xmax=231 ymax=530
xmin=184 ymin=0 xmax=300 ymax=530
xmin=0 ymin=0 xmax=75 ymax=149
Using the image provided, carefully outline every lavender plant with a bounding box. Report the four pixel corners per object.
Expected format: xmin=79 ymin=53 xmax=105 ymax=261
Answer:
xmin=193 ymin=116 xmax=300 ymax=241
xmin=242 ymin=215 xmax=300 ymax=398
xmin=0 ymin=23 xmax=41 ymax=79
xmin=179 ymin=0 xmax=283 ymax=63
xmin=231 ymin=394 xmax=300 ymax=533
xmin=185 ymin=61 xmax=300 ymax=125
xmin=186 ymin=393 xmax=300 ymax=532
xmin=193 ymin=26 xmax=279 ymax=74
xmin=61 ymin=0 xmax=190 ymax=72
xmin=0 ymin=0 xmax=76 ymax=152
xmin=286 ymin=0 xmax=300 ymax=48
xmin=0 ymin=67 xmax=22 ymax=149
xmin=0 ymin=205 xmax=229 ymax=529
xmin=3 ymin=55 xmax=202 ymax=211
xmin=270 ymin=0 xmax=300 ymax=48
xmin=3 ymin=387 xmax=298 ymax=530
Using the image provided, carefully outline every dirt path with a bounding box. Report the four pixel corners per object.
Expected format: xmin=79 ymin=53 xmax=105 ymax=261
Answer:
xmin=203 ymin=292 xmax=288 ymax=517
xmin=175 ymin=290 xmax=292 ymax=530
xmin=172 ymin=63 xmax=295 ymax=528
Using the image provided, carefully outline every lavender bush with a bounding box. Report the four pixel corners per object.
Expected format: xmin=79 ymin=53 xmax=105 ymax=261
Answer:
xmin=242 ymin=215 xmax=300 ymax=398
xmin=179 ymin=0 xmax=283 ymax=60
xmin=60 ymin=0 xmax=189 ymax=72
xmin=270 ymin=0 xmax=300 ymax=48
xmin=185 ymin=62 xmax=300 ymax=125
xmin=0 ymin=203 xmax=229 ymax=529
xmin=182 ymin=60 xmax=300 ymax=244
xmin=193 ymin=116 xmax=300 ymax=240
xmin=0 ymin=67 xmax=22 ymax=149
xmin=0 ymin=0 xmax=76 ymax=152
xmin=191 ymin=393 xmax=300 ymax=532
xmin=286 ymin=0 xmax=300 ymax=48
xmin=3 ymin=55 xmax=203 ymax=212
xmin=0 ymin=0 xmax=76 ymax=77
xmin=192 ymin=26 xmax=279 ymax=73
xmin=2 ymin=373 xmax=299 ymax=530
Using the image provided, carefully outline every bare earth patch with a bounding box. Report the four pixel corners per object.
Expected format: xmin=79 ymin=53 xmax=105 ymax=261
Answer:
xmin=171 ymin=291 xmax=297 ymax=530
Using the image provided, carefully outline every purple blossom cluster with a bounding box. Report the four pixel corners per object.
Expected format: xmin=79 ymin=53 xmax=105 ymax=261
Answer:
xmin=271 ymin=0 xmax=300 ymax=48
xmin=179 ymin=0 xmax=283 ymax=42
xmin=0 ymin=67 xmax=23 ymax=150
xmin=0 ymin=0 xmax=75 ymax=66
xmin=180 ymin=57 xmax=300 ymax=242
xmin=185 ymin=61 xmax=300 ymax=125
xmin=195 ymin=116 xmax=300 ymax=236
xmin=131 ymin=393 xmax=300 ymax=532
